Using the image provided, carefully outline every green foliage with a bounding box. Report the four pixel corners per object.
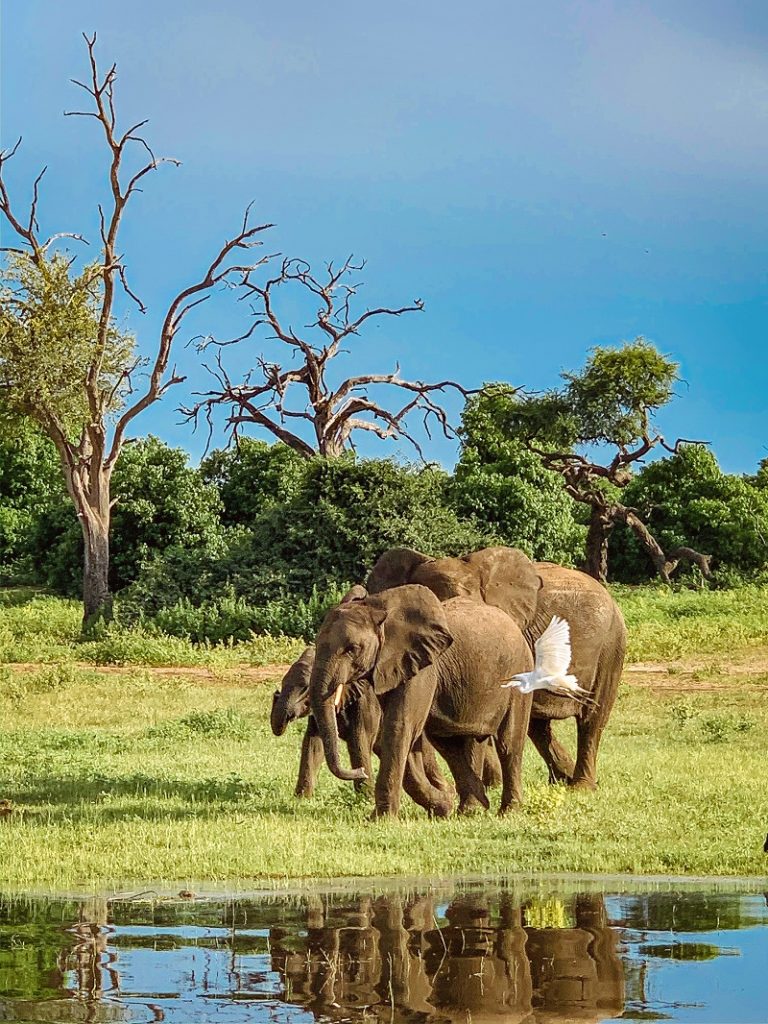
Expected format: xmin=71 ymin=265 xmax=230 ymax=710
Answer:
xmin=144 ymin=582 xmax=353 ymax=643
xmin=0 ymin=414 xmax=63 ymax=569
xmin=610 ymin=445 xmax=768 ymax=582
xmin=149 ymin=707 xmax=251 ymax=741
xmin=481 ymin=339 xmax=679 ymax=454
xmin=200 ymin=438 xmax=306 ymax=528
xmin=122 ymin=449 xmax=489 ymax=638
xmin=0 ymin=251 xmax=135 ymax=432
xmin=453 ymin=386 xmax=584 ymax=563
xmin=561 ymin=339 xmax=678 ymax=446
xmin=251 ymin=454 xmax=488 ymax=596
xmin=26 ymin=436 xmax=223 ymax=596
xmin=616 ymin=583 xmax=768 ymax=661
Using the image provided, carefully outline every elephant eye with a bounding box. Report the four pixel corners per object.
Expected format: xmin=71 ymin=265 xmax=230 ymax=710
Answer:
xmin=345 ymin=643 xmax=361 ymax=656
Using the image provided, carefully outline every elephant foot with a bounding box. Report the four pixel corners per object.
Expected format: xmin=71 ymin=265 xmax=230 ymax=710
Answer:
xmin=569 ymin=777 xmax=597 ymax=792
xmin=294 ymin=787 xmax=314 ymax=798
xmin=548 ymin=767 xmax=573 ymax=785
xmin=458 ymin=794 xmax=489 ymax=815
xmin=427 ymin=796 xmax=454 ymax=819
xmin=369 ymin=806 xmax=399 ymax=820
xmin=498 ymin=799 xmax=522 ymax=816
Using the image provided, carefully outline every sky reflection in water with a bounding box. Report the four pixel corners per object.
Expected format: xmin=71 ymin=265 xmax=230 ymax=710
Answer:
xmin=0 ymin=881 xmax=766 ymax=1023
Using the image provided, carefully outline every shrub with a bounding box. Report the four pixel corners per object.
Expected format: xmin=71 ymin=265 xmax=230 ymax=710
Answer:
xmin=610 ymin=445 xmax=768 ymax=582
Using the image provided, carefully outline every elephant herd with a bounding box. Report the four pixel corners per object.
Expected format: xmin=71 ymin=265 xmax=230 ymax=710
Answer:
xmin=271 ymin=546 xmax=627 ymax=818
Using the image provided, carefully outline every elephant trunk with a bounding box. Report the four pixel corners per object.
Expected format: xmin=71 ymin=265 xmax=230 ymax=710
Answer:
xmin=270 ymin=691 xmax=290 ymax=737
xmin=311 ymin=687 xmax=368 ymax=784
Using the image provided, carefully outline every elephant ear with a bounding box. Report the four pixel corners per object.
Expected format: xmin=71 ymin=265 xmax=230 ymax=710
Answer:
xmin=366 ymin=548 xmax=431 ymax=594
xmin=464 ymin=546 xmax=542 ymax=628
xmin=366 ymin=585 xmax=453 ymax=695
xmin=340 ymin=584 xmax=367 ymax=603
xmin=282 ymin=644 xmax=315 ymax=689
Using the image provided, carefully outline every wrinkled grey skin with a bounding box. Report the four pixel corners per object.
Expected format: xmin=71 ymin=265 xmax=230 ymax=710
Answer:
xmin=366 ymin=546 xmax=627 ymax=791
xmin=310 ymin=583 xmax=534 ymax=818
xmin=271 ymin=645 xmax=454 ymax=799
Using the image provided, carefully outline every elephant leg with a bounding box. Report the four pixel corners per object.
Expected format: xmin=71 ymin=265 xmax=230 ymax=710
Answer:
xmin=497 ymin=692 xmax=533 ymax=814
xmin=570 ymin=714 xmax=603 ymax=791
xmin=373 ymin=691 xmax=428 ymax=818
xmin=428 ymin=735 xmax=489 ymax=814
xmin=295 ymin=719 xmax=324 ymax=798
xmin=481 ymin=738 xmax=502 ymax=789
xmin=347 ymin=716 xmax=375 ymax=795
xmin=402 ymin=742 xmax=454 ymax=818
xmin=528 ymin=717 xmax=575 ymax=784
xmin=421 ymin=736 xmax=455 ymax=796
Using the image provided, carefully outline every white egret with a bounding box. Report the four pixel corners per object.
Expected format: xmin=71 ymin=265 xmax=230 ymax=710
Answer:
xmin=502 ymin=615 xmax=593 ymax=700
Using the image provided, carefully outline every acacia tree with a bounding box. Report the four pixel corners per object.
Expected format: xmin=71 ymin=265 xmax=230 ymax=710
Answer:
xmin=475 ymin=339 xmax=712 ymax=583
xmin=185 ymin=256 xmax=469 ymax=458
xmin=0 ymin=35 xmax=272 ymax=624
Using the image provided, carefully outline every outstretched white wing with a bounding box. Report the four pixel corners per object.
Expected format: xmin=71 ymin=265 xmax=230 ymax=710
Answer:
xmin=535 ymin=616 xmax=572 ymax=678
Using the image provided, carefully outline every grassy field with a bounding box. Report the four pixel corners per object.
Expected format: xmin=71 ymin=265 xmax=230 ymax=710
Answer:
xmin=0 ymin=585 xmax=766 ymax=891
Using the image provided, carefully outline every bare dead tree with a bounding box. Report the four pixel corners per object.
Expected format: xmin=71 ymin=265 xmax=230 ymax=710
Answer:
xmin=528 ymin=430 xmax=713 ymax=583
xmin=0 ymin=34 xmax=273 ymax=623
xmin=183 ymin=256 xmax=471 ymax=459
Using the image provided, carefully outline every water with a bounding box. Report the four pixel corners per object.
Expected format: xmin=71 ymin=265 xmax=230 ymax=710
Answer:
xmin=0 ymin=878 xmax=766 ymax=1023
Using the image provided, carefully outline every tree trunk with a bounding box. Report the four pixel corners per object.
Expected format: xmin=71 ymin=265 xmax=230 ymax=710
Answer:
xmin=616 ymin=505 xmax=712 ymax=583
xmin=584 ymin=506 xmax=613 ymax=583
xmin=81 ymin=510 xmax=111 ymax=628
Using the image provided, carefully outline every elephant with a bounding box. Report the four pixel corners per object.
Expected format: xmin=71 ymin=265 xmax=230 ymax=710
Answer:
xmin=269 ymin=889 xmax=624 ymax=1024
xmin=366 ymin=545 xmax=627 ymax=791
xmin=271 ymin=645 xmax=380 ymax=796
xmin=309 ymin=581 xmax=536 ymax=817
xmin=271 ymin=644 xmax=457 ymax=799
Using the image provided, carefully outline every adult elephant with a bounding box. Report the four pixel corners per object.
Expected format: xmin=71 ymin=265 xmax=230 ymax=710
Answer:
xmin=366 ymin=546 xmax=626 ymax=791
xmin=310 ymin=580 xmax=536 ymax=818
xmin=271 ymin=645 xmax=458 ymax=799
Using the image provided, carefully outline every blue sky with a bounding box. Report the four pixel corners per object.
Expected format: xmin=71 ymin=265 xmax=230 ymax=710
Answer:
xmin=2 ymin=0 xmax=767 ymax=471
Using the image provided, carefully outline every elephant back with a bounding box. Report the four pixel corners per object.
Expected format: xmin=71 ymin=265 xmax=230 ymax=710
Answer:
xmin=412 ymin=557 xmax=482 ymax=602
xmin=366 ymin=548 xmax=431 ymax=593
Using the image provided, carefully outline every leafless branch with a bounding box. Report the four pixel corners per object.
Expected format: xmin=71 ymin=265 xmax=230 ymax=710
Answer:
xmin=186 ymin=254 xmax=470 ymax=458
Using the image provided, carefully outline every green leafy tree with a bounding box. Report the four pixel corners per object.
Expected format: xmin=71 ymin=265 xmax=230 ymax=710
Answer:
xmin=28 ymin=437 xmax=223 ymax=596
xmin=611 ymin=445 xmax=768 ymax=581
xmin=200 ymin=438 xmax=306 ymax=528
xmin=121 ymin=448 xmax=490 ymax=638
xmin=452 ymin=385 xmax=584 ymax=563
xmin=0 ymin=34 xmax=271 ymax=624
xmin=470 ymin=339 xmax=712 ymax=582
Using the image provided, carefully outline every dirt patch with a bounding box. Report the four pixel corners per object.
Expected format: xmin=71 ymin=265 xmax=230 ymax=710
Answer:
xmin=4 ymin=649 xmax=768 ymax=694
xmin=623 ymin=648 xmax=768 ymax=692
xmin=1 ymin=662 xmax=292 ymax=685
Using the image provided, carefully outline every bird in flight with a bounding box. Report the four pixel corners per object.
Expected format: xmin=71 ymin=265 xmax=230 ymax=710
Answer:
xmin=502 ymin=616 xmax=593 ymax=700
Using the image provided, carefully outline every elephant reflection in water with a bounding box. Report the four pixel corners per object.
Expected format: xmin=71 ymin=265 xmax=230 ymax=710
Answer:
xmin=270 ymin=891 xmax=625 ymax=1024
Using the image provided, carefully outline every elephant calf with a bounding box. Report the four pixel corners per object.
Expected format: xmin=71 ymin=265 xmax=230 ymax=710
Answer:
xmin=271 ymin=645 xmax=455 ymax=801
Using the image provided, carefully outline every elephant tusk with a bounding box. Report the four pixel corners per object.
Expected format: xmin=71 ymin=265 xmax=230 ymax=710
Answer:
xmin=333 ymin=684 xmax=344 ymax=708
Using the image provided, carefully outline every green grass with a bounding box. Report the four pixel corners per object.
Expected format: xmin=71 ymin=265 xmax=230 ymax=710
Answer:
xmin=618 ymin=583 xmax=768 ymax=661
xmin=0 ymin=585 xmax=765 ymax=891
xmin=0 ymin=591 xmax=303 ymax=667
